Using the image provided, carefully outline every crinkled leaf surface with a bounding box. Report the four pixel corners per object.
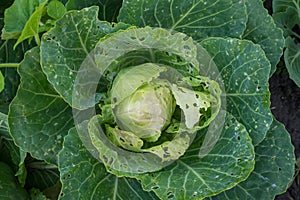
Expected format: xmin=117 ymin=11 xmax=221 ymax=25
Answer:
xmin=242 ymin=0 xmax=284 ymax=75
xmin=208 ymin=120 xmax=295 ymax=199
xmin=118 ymin=0 xmax=247 ymax=40
xmin=8 ymin=47 xmax=73 ymax=165
xmin=1 ymin=0 xmax=43 ymax=39
xmin=135 ymin=112 xmax=255 ymax=200
xmin=284 ymin=37 xmax=300 ymax=87
xmin=41 ymin=6 xmax=130 ymax=107
xmin=65 ymin=0 xmax=122 ymax=22
xmin=58 ymin=127 xmax=158 ymax=200
xmin=200 ymin=37 xmax=272 ymax=145
xmin=0 ymin=162 xmax=29 ymax=199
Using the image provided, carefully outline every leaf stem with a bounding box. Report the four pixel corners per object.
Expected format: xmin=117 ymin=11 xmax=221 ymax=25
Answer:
xmin=34 ymin=33 xmax=41 ymax=46
xmin=0 ymin=63 xmax=20 ymax=68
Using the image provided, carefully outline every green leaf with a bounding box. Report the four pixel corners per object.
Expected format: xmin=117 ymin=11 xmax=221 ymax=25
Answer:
xmin=118 ymin=0 xmax=247 ymax=41
xmin=200 ymin=37 xmax=273 ymax=145
xmin=0 ymin=71 xmax=4 ymax=92
xmin=136 ymin=112 xmax=255 ymax=199
xmin=242 ymin=0 xmax=284 ymax=75
xmin=65 ymin=0 xmax=123 ymax=22
xmin=41 ymin=6 xmax=130 ymax=108
xmin=0 ymin=139 xmax=27 ymax=187
xmin=14 ymin=0 xmax=47 ymax=49
xmin=284 ymin=37 xmax=300 ymax=87
xmin=0 ymin=112 xmax=27 ymax=187
xmin=208 ymin=119 xmax=295 ymax=199
xmin=0 ymin=162 xmax=29 ymax=199
xmin=47 ymin=0 xmax=67 ymax=19
xmin=0 ymin=19 xmax=34 ymax=114
xmin=2 ymin=0 xmax=43 ymax=39
xmin=8 ymin=47 xmax=74 ymax=165
xmin=273 ymin=0 xmax=300 ymax=13
xmin=58 ymin=127 xmax=158 ymax=199
xmin=273 ymin=7 xmax=299 ymax=37
xmin=29 ymin=188 xmax=49 ymax=200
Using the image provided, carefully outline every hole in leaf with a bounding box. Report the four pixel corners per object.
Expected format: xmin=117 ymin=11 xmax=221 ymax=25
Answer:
xmin=151 ymin=186 xmax=159 ymax=190
xmin=237 ymin=136 xmax=241 ymax=140
xmin=120 ymin=137 xmax=125 ymax=143
xmin=279 ymin=167 xmax=282 ymax=171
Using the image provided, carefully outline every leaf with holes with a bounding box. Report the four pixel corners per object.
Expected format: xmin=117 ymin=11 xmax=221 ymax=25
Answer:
xmin=8 ymin=47 xmax=74 ymax=165
xmin=58 ymin=127 xmax=158 ymax=199
xmin=118 ymin=0 xmax=247 ymax=40
xmin=208 ymin=119 xmax=295 ymax=199
xmin=40 ymin=6 xmax=130 ymax=108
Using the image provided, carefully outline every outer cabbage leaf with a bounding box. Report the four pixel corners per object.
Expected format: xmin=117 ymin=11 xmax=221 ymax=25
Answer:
xmin=208 ymin=120 xmax=295 ymax=199
xmin=242 ymin=0 xmax=284 ymax=75
xmin=284 ymin=37 xmax=300 ymax=87
xmin=41 ymin=6 xmax=130 ymax=108
xmin=118 ymin=0 xmax=247 ymax=40
xmin=65 ymin=0 xmax=122 ymax=22
xmin=135 ymin=112 xmax=255 ymax=199
xmin=58 ymin=127 xmax=158 ymax=200
xmin=8 ymin=47 xmax=73 ymax=165
xmin=200 ymin=37 xmax=272 ymax=145
xmin=0 ymin=162 xmax=29 ymax=199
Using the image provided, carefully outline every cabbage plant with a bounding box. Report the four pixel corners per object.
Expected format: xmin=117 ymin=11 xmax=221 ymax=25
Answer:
xmin=0 ymin=0 xmax=296 ymax=199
